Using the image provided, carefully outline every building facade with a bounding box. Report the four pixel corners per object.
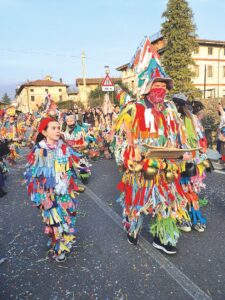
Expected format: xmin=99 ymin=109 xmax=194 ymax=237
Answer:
xmin=116 ymin=35 xmax=225 ymax=99
xmin=192 ymin=39 xmax=225 ymax=99
xmin=76 ymin=77 xmax=120 ymax=107
xmin=16 ymin=76 xmax=68 ymax=113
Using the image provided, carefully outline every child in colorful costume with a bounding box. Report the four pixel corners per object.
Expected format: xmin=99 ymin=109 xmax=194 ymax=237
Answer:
xmin=24 ymin=118 xmax=83 ymax=262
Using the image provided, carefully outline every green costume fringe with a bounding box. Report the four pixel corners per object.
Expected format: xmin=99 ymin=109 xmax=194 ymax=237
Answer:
xmin=150 ymin=216 xmax=180 ymax=246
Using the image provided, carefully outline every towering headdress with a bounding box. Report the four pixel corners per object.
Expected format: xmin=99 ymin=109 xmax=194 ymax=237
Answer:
xmin=129 ymin=37 xmax=173 ymax=96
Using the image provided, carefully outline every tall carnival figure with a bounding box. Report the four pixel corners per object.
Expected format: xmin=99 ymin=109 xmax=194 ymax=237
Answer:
xmin=112 ymin=38 xmax=209 ymax=254
xmin=24 ymin=118 xmax=83 ymax=262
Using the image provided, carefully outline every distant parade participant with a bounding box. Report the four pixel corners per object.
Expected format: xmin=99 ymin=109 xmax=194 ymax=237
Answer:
xmin=112 ymin=38 xmax=209 ymax=254
xmin=62 ymin=114 xmax=87 ymax=149
xmin=24 ymin=117 xmax=83 ymax=262
xmin=0 ymin=139 xmax=10 ymax=198
xmin=1 ymin=106 xmax=22 ymax=164
xmin=217 ymin=103 xmax=225 ymax=163
xmin=62 ymin=113 xmax=91 ymax=184
xmin=171 ymin=94 xmax=211 ymax=232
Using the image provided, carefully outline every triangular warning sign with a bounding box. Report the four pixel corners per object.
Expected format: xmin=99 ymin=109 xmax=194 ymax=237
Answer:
xmin=101 ymin=75 xmax=114 ymax=87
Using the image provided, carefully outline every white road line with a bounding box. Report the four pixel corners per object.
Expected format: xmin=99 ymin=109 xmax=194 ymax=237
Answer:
xmin=85 ymin=186 xmax=212 ymax=300
xmin=214 ymin=169 xmax=225 ymax=175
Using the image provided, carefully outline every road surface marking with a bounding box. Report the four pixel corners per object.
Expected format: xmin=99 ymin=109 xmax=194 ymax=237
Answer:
xmin=214 ymin=170 xmax=225 ymax=175
xmin=85 ymin=186 xmax=212 ymax=300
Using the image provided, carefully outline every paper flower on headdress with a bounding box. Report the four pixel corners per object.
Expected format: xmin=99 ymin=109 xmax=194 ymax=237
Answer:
xmin=6 ymin=106 xmax=16 ymax=116
xmin=115 ymin=84 xmax=132 ymax=109
xmin=130 ymin=37 xmax=173 ymax=96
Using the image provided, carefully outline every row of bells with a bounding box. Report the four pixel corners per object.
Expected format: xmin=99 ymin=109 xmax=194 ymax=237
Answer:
xmin=127 ymin=159 xmax=212 ymax=182
xmin=127 ymin=161 xmax=176 ymax=182
xmin=144 ymin=167 xmax=176 ymax=182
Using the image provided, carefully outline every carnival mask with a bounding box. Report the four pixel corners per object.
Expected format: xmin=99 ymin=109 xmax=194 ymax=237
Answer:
xmin=68 ymin=124 xmax=75 ymax=129
xmin=146 ymin=88 xmax=166 ymax=104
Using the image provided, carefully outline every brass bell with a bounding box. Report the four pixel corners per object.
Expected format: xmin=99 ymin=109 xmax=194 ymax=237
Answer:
xmin=166 ymin=170 xmax=175 ymax=183
xmin=77 ymin=185 xmax=85 ymax=193
xmin=134 ymin=163 xmax=143 ymax=172
xmin=202 ymin=159 xmax=210 ymax=169
xmin=144 ymin=167 xmax=158 ymax=180
xmin=127 ymin=160 xmax=134 ymax=171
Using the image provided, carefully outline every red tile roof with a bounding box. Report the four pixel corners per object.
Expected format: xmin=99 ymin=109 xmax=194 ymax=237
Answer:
xmin=16 ymin=79 xmax=68 ymax=95
xmin=116 ymin=63 xmax=129 ymax=71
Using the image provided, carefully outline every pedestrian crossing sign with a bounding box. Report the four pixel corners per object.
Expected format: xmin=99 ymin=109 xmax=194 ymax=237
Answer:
xmin=101 ymin=75 xmax=114 ymax=91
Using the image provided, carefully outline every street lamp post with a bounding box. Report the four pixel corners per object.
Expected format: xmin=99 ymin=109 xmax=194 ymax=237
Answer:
xmin=82 ymin=50 xmax=88 ymax=107
xmin=104 ymin=65 xmax=110 ymax=75
xmin=104 ymin=65 xmax=110 ymax=101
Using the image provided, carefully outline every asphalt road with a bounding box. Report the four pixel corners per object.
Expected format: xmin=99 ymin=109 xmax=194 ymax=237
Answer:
xmin=0 ymin=152 xmax=225 ymax=300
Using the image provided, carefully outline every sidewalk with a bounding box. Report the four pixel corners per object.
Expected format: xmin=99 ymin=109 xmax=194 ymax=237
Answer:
xmin=207 ymin=148 xmax=225 ymax=171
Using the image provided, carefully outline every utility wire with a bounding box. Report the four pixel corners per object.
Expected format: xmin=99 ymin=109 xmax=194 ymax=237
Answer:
xmin=0 ymin=48 xmax=121 ymax=65
xmin=0 ymin=48 xmax=81 ymax=59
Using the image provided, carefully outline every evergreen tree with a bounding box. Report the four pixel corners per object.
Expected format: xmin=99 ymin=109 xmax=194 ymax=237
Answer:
xmin=161 ymin=0 xmax=200 ymax=98
xmin=2 ymin=93 xmax=11 ymax=104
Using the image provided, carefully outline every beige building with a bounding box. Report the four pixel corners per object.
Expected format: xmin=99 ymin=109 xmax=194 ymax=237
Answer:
xmin=192 ymin=39 xmax=225 ymax=99
xmin=67 ymin=91 xmax=79 ymax=103
xmin=116 ymin=34 xmax=225 ymax=99
xmin=16 ymin=75 xmax=69 ymax=113
xmin=76 ymin=77 xmax=120 ymax=107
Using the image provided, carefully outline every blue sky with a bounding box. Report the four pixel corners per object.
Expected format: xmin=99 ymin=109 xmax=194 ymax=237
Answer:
xmin=0 ymin=0 xmax=225 ymax=97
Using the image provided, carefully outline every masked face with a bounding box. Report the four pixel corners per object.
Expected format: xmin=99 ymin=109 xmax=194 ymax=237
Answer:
xmin=66 ymin=116 xmax=75 ymax=128
xmin=146 ymin=82 xmax=167 ymax=104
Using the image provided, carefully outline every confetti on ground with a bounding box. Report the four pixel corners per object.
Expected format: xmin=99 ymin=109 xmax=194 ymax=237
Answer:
xmin=36 ymin=257 xmax=49 ymax=263
xmin=9 ymin=233 xmax=21 ymax=245
xmin=0 ymin=257 xmax=7 ymax=265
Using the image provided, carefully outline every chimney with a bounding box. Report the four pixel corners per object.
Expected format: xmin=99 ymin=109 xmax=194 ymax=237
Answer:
xmin=44 ymin=75 xmax=52 ymax=81
xmin=59 ymin=78 xmax=62 ymax=83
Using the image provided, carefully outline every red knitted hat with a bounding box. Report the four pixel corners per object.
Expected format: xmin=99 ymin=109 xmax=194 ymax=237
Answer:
xmin=38 ymin=117 xmax=56 ymax=133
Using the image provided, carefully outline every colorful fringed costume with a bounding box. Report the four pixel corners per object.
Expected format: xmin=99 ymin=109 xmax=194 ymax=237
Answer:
xmin=113 ymin=99 xmax=192 ymax=245
xmin=24 ymin=140 xmax=81 ymax=258
xmin=170 ymin=98 xmax=210 ymax=229
xmin=62 ymin=123 xmax=92 ymax=183
xmin=112 ymin=37 xmax=210 ymax=248
xmin=0 ymin=106 xmax=24 ymax=163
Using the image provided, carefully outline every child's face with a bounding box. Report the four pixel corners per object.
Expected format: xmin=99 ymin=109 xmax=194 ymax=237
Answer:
xmin=43 ymin=121 xmax=61 ymax=142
